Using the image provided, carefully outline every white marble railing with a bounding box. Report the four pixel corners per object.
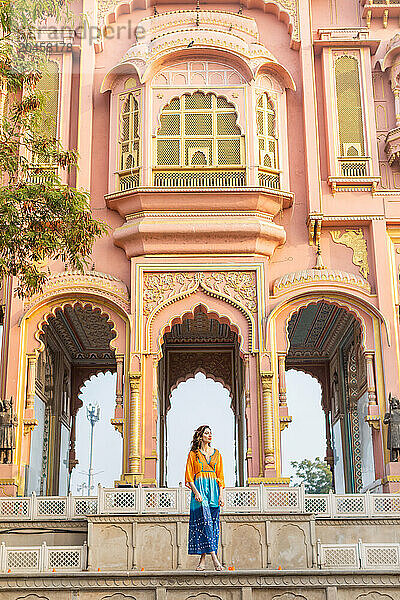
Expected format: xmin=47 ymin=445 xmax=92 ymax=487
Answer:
xmin=318 ymin=540 xmax=400 ymax=569
xmin=0 ymin=542 xmax=87 ymax=572
xmin=0 ymin=487 xmax=400 ymax=520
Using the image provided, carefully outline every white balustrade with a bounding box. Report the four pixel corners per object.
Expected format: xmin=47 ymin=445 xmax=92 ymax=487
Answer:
xmin=318 ymin=540 xmax=400 ymax=569
xmin=0 ymin=487 xmax=400 ymax=519
xmin=0 ymin=542 xmax=86 ymax=572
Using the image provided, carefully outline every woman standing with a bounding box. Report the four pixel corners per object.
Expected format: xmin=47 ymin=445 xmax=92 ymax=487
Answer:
xmin=185 ymin=425 xmax=224 ymax=571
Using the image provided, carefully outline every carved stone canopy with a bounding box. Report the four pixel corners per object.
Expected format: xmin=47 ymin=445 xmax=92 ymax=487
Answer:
xmin=42 ymin=304 xmax=117 ymax=364
xmin=287 ymin=302 xmax=356 ymax=360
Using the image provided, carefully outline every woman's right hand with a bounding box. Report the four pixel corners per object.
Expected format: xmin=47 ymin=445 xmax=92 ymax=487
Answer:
xmin=194 ymin=491 xmax=202 ymax=503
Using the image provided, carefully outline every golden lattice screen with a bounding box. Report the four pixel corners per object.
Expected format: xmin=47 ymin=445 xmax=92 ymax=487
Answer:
xmin=120 ymin=93 xmax=140 ymax=171
xmin=155 ymin=92 xmax=244 ymax=168
xmin=256 ymin=93 xmax=278 ymax=170
xmin=36 ymin=60 xmax=59 ymax=139
xmin=334 ymin=56 xmax=365 ymax=157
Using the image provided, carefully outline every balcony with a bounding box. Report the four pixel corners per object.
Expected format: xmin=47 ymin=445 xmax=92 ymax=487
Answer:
xmin=361 ymin=0 xmax=400 ymax=26
xmin=328 ymin=157 xmax=380 ymax=193
xmin=385 ymin=126 xmax=400 ymax=166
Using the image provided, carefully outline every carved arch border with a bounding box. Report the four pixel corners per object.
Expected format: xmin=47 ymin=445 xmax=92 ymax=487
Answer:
xmin=29 ymin=300 xmax=120 ymax=356
xmin=97 ymin=1 xmax=300 ymax=49
xmin=153 ymin=300 xmax=249 ymax=358
xmin=267 ymin=290 xmax=390 ymax=355
xmin=146 ymin=292 xmax=256 ymax=356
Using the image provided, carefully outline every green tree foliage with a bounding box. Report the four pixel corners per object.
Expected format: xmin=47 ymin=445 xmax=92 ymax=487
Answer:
xmin=0 ymin=0 xmax=105 ymax=296
xmin=291 ymin=457 xmax=333 ymax=494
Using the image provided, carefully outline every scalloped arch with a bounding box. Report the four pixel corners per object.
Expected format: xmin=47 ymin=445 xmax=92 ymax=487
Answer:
xmin=148 ymin=292 xmax=254 ymax=355
xmin=267 ymin=290 xmax=390 ymax=353
xmin=33 ymin=300 xmax=119 ymax=355
xmin=170 ymin=369 xmax=232 ymax=399
xmin=283 ymin=298 xmax=367 ymax=354
xmin=98 ymin=1 xmax=299 ymax=48
xmin=154 ymin=302 xmax=246 ymax=357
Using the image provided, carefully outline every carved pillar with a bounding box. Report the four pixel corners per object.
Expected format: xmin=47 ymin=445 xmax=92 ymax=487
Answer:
xmin=365 ymin=352 xmax=377 ymax=406
xmin=24 ymin=354 xmax=38 ymax=435
xmin=261 ymin=372 xmax=275 ymax=471
xmin=278 ymin=355 xmax=287 ymax=406
xmin=394 ymin=88 xmax=400 ymax=127
xmin=244 ymin=355 xmax=252 ymax=464
xmin=364 ymin=352 xmax=384 ymax=481
xmin=115 ymin=355 xmax=124 ymax=415
xmin=324 ymin=409 xmax=335 ymax=486
xmin=68 ymin=399 xmax=81 ymax=474
xmin=26 ymin=355 xmax=37 ymax=411
xmin=129 ymin=373 xmax=142 ymax=475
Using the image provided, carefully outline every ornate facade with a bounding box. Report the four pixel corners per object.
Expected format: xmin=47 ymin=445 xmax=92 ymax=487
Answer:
xmin=2 ymin=0 xmax=400 ymax=497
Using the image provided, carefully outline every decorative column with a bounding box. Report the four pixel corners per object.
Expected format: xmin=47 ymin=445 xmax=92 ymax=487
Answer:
xmin=129 ymin=373 xmax=142 ymax=477
xmin=278 ymin=354 xmax=292 ymax=432
xmin=384 ymin=43 xmax=400 ymax=166
xmin=261 ymin=371 xmax=275 ymax=473
xmin=24 ymin=354 xmax=38 ymax=435
xmin=364 ymin=352 xmax=385 ymax=482
xmin=111 ymin=355 xmax=124 ymax=435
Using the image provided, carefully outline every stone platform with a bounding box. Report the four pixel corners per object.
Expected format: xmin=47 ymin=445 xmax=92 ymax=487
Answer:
xmin=1 ymin=570 xmax=400 ymax=600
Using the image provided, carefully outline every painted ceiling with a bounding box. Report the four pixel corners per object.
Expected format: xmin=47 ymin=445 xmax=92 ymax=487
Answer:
xmin=44 ymin=304 xmax=116 ymax=361
xmin=287 ymin=302 xmax=355 ymax=359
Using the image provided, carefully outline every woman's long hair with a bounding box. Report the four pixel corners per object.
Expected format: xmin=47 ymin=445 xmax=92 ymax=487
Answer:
xmin=190 ymin=425 xmax=211 ymax=454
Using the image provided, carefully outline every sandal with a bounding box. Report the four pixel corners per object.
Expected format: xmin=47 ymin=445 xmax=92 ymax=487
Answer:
xmin=214 ymin=563 xmax=224 ymax=571
xmin=196 ymin=564 xmax=206 ymax=571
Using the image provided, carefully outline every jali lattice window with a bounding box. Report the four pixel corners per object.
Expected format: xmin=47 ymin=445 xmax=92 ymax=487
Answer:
xmin=155 ymin=92 xmax=244 ymax=168
xmin=335 ymin=56 xmax=365 ymax=159
xmin=36 ymin=60 xmax=59 ymax=139
xmin=256 ymin=94 xmax=278 ymax=169
xmin=32 ymin=60 xmax=59 ymax=170
xmin=120 ymin=94 xmax=139 ymax=170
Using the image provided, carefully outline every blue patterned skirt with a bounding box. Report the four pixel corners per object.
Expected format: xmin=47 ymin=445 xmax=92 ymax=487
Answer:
xmin=188 ymin=503 xmax=220 ymax=555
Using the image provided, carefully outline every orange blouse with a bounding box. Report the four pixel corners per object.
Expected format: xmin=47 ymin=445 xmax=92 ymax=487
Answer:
xmin=185 ymin=448 xmax=225 ymax=489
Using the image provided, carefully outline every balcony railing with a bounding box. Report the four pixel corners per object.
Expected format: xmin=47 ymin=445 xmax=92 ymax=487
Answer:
xmin=318 ymin=540 xmax=400 ymax=569
xmin=26 ymin=165 xmax=58 ymax=184
xmin=0 ymin=542 xmax=87 ymax=573
xmin=152 ymin=168 xmax=246 ymax=188
xmin=118 ymin=169 xmax=140 ymax=191
xmin=1 ymin=487 xmax=400 ymax=520
xmin=338 ymin=156 xmax=369 ymax=177
xmin=258 ymin=167 xmax=281 ymax=189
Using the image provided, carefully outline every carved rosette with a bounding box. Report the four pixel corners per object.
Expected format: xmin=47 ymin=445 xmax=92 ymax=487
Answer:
xmin=142 ymin=271 xmax=257 ymax=318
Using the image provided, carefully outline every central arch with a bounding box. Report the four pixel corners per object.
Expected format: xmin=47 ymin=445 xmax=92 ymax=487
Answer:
xmin=157 ymin=305 xmax=246 ymax=486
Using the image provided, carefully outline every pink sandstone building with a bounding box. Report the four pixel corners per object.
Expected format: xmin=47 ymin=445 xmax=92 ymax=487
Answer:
xmin=2 ymin=0 xmax=400 ymax=499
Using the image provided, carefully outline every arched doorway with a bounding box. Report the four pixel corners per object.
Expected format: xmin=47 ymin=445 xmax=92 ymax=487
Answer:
xmin=283 ymin=300 xmax=375 ymax=492
xmin=157 ymin=306 xmax=245 ymax=486
xmin=166 ymin=373 xmax=235 ymax=487
xmin=70 ymin=372 xmax=122 ymax=494
xmin=281 ymin=370 xmax=326 ymax=484
xmin=27 ymin=303 xmax=119 ymax=495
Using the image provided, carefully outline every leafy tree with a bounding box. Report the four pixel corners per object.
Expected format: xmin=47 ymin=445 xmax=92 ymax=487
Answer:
xmin=0 ymin=0 xmax=105 ymax=296
xmin=291 ymin=457 xmax=333 ymax=494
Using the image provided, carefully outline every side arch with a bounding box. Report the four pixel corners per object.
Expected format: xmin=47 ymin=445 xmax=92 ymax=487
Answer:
xmin=267 ymin=291 xmax=389 ymax=354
